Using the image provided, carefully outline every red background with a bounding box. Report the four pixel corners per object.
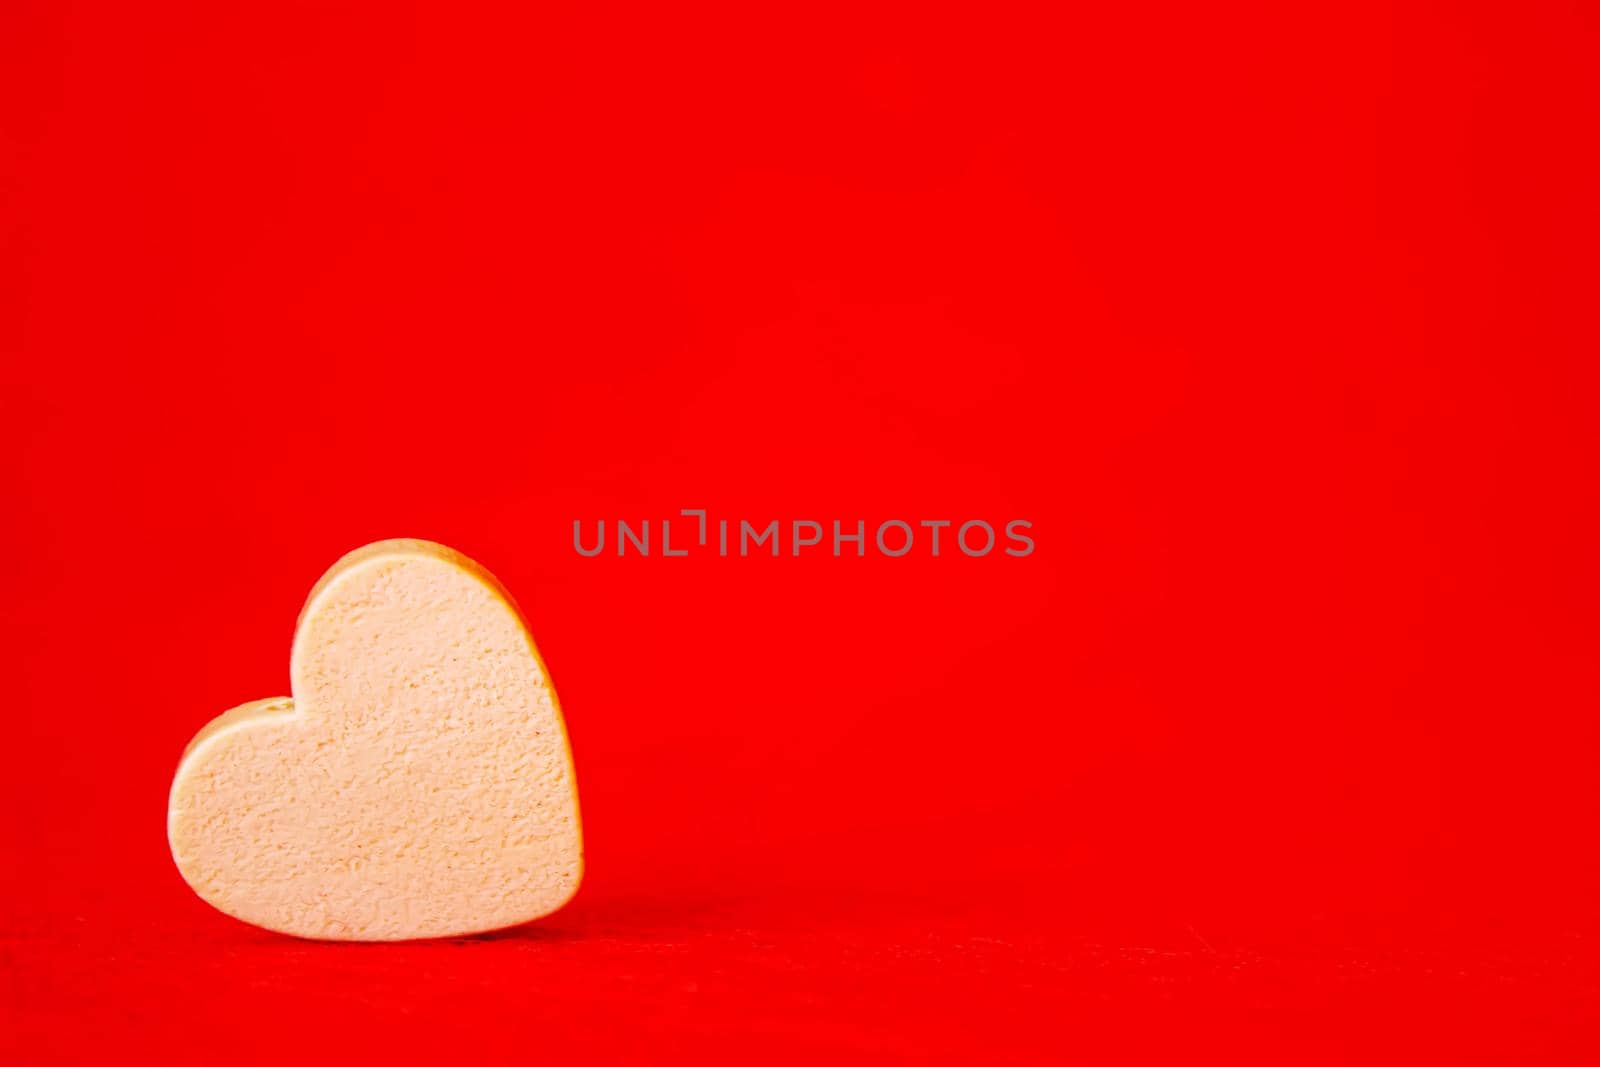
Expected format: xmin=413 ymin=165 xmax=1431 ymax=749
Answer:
xmin=5 ymin=1 xmax=1600 ymax=1062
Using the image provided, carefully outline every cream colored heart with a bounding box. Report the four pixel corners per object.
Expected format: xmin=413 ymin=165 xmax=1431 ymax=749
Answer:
xmin=168 ymin=539 xmax=583 ymax=940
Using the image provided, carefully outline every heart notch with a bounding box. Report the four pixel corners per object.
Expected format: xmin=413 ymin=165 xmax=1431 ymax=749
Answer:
xmin=169 ymin=539 xmax=583 ymax=940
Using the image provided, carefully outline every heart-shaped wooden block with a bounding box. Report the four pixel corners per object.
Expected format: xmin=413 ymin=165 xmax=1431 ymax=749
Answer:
xmin=168 ymin=539 xmax=583 ymax=940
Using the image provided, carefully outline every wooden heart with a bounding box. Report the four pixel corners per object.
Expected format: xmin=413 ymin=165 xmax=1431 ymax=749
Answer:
xmin=168 ymin=539 xmax=582 ymax=940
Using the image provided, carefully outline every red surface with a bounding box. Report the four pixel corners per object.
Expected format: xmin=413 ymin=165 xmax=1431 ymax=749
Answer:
xmin=5 ymin=1 xmax=1600 ymax=1062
